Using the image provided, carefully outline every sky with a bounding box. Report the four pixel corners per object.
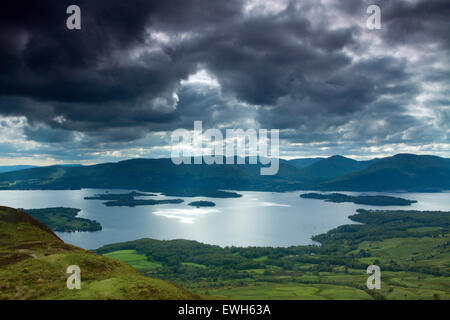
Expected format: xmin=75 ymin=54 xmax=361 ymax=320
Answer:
xmin=0 ymin=0 xmax=449 ymax=165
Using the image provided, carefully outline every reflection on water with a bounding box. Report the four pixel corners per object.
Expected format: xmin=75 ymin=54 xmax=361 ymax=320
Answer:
xmin=153 ymin=208 xmax=219 ymax=224
xmin=0 ymin=189 xmax=448 ymax=249
xmin=259 ymin=202 xmax=291 ymax=207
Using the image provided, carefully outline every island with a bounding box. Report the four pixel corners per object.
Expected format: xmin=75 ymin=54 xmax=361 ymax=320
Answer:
xmin=84 ymin=191 xmax=156 ymax=201
xmin=103 ymin=199 xmax=184 ymax=207
xmin=162 ymin=189 xmax=242 ymax=198
xmin=20 ymin=207 xmax=102 ymax=232
xmin=84 ymin=191 xmax=183 ymax=207
xmin=188 ymin=201 xmax=216 ymax=208
xmin=300 ymin=192 xmax=417 ymax=206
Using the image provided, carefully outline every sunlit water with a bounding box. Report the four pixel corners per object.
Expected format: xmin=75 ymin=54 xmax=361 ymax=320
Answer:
xmin=0 ymin=189 xmax=448 ymax=249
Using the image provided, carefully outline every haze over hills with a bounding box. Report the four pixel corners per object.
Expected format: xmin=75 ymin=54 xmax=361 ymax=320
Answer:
xmin=0 ymin=166 xmax=37 ymax=173
xmin=287 ymin=158 xmax=325 ymax=169
xmin=0 ymin=154 xmax=448 ymax=193
xmin=0 ymin=164 xmax=82 ymax=174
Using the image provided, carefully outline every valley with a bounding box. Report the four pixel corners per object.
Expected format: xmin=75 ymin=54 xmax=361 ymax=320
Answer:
xmin=95 ymin=209 xmax=450 ymax=300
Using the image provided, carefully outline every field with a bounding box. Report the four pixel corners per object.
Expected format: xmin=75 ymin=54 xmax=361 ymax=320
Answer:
xmin=205 ymin=283 xmax=372 ymax=300
xmin=103 ymin=250 xmax=162 ymax=271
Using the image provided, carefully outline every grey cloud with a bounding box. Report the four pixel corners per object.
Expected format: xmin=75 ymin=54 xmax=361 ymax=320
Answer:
xmin=0 ymin=0 xmax=448 ymax=161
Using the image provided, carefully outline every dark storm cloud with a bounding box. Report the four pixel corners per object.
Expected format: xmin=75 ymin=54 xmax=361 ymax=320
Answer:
xmin=0 ymin=0 xmax=448 ymax=161
xmin=23 ymin=125 xmax=74 ymax=143
xmin=334 ymin=0 xmax=450 ymax=49
xmin=265 ymin=55 xmax=417 ymax=121
xmin=0 ymin=0 xmax=242 ymax=131
xmin=381 ymin=0 xmax=450 ymax=47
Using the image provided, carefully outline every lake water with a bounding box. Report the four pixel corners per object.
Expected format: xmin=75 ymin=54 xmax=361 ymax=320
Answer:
xmin=0 ymin=189 xmax=449 ymax=250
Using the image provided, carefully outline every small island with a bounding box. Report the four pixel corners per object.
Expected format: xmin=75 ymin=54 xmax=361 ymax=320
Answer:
xmin=188 ymin=201 xmax=216 ymax=208
xmin=300 ymin=193 xmax=417 ymax=206
xmin=84 ymin=191 xmax=156 ymax=201
xmin=20 ymin=207 xmax=102 ymax=232
xmin=163 ymin=190 xmax=242 ymax=198
xmin=84 ymin=191 xmax=183 ymax=207
xmin=104 ymin=199 xmax=184 ymax=207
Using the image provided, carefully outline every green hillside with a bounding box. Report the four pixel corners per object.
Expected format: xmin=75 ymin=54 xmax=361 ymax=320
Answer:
xmin=0 ymin=206 xmax=200 ymax=300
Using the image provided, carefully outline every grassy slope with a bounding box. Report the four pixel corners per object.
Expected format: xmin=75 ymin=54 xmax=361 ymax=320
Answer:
xmin=0 ymin=206 xmax=200 ymax=300
xmin=103 ymin=250 xmax=163 ymax=271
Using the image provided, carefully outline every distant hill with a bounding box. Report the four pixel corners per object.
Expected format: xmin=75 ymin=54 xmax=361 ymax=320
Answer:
xmin=0 ymin=154 xmax=448 ymax=193
xmin=58 ymin=164 xmax=83 ymax=168
xmin=319 ymin=154 xmax=450 ymax=192
xmin=0 ymin=165 xmax=37 ymax=173
xmin=0 ymin=158 xmax=313 ymax=194
xmin=301 ymin=155 xmax=379 ymax=181
xmin=287 ymin=158 xmax=324 ymax=168
xmin=0 ymin=164 xmax=82 ymax=174
xmin=0 ymin=206 xmax=200 ymax=300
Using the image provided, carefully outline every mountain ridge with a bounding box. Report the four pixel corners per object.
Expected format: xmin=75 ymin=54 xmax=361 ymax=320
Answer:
xmin=298 ymin=155 xmax=379 ymax=181
xmin=287 ymin=157 xmax=325 ymax=168
xmin=318 ymin=154 xmax=450 ymax=191
xmin=0 ymin=154 xmax=448 ymax=193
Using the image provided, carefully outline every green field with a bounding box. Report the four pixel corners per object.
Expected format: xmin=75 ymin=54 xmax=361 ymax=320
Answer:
xmin=103 ymin=250 xmax=162 ymax=271
xmin=206 ymin=283 xmax=372 ymax=300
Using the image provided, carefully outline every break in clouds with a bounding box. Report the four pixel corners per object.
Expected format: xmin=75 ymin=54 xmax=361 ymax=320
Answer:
xmin=0 ymin=0 xmax=449 ymax=164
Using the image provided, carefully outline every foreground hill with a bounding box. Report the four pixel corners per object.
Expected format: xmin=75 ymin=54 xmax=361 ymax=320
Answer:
xmin=319 ymin=154 xmax=450 ymax=192
xmin=0 ymin=206 xmax=200 ymax=300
